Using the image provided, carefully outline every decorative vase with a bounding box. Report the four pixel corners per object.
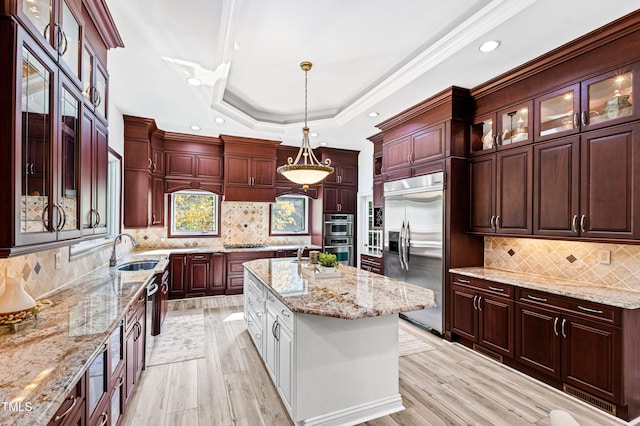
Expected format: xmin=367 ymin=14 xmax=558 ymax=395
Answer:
xmin=0 ymin=270 xmax=36 ymax=315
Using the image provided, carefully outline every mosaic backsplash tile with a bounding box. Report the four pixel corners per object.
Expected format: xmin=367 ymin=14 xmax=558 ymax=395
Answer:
xmin=126 ymin=201 xmax=311 ymax=249
xmin=484 ymin=237 xmax=640 ymax=292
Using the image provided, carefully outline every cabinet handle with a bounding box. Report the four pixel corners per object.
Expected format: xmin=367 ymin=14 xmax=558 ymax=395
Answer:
xmin=561 ymin=318 xmax=567 ymax=338
xmin=98 ymin=412 xmax=108 ymax=426
xmin=578 ymin=305 xmax=604 ymax=314
xmin=280 ymin=310 xmax=290 ymax=318
xmin=254 ymin=333 xmax=261 ymax=340
xmin=581 ymin=111 xmax=588 ymax=127
xmin=527 ymin=294 xmax=547 ymax=302
xmin=490 ymin=135 xmax=496 ymax=149
xmin=117 ymin=376 xmax=124 ymax=386
xmin=41 ymin=204 xmax=50 ymax=230
xmin=407 ymin=153 xmax=411 ymax=164
xmin=184 ymin=257 xmax=187 ymax=266
xmin=573 ymin=112 xmax=579 ymax=128
xmin=31 ymin=163 xmax=35 ymax=174
xmin=25 ymin=162 xmax=30 ymax=175
xmin=488 ymin=286 xmax=504 ymax=292
xmin=490 ymin=215 xmax=496 ymax=231
xmin=571 ymin=215 xmax=578 ymax=233
xmin=477 ymin=296 xmax=482 ymax=311
xmin=248 ymin=319 xmax=252 ymax=327
xmin=496 ymin=133 xmax=502 ymax=147
xmin=54 ymin=203 xmax=66 ymax=231
xmin=495 ymin=215 xmax=500 ymax=229
xmin=193 ymin=255 xmax=206 ymax=259
xmin=95 ymin=209 xmax=101 ymax=227
xmin=53 ymin=396 xmax=77 ymax=421
xmin=553 ymin=317 xmax=559 ymax=336
xmin=580 ymin=215 xmax=586 ymax=233
xmin=457 ymin=278 xmax=470 ymax=284
xmin=256 ymin=311 xmax=262 ymax=318
xmin=472 ymin=295 xmax=478 ymax=310
xmin=57 ymin=27 xmax=68 ymax=56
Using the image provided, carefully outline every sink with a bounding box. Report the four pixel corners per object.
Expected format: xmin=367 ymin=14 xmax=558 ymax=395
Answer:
xmin=290 ymin=257 xmax=309 ymax=264
xmin=117 ymin=261 xmax=158 ymax=271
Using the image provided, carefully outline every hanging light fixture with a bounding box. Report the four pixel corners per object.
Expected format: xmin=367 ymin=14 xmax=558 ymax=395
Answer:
xmin=277 ymin=61 xmax=333 ymax=191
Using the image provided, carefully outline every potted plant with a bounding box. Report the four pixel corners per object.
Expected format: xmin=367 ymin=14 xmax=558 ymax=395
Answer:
xmin=318 ymin=252 xmax=338 ymax=273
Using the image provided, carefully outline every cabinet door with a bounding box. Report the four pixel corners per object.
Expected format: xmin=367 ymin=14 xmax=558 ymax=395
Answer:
xmin=533 ymin=137 xmax=580 ymax=237
xmin=495 ymin=146 xmax=532 ymax=234
xmin=338 ymin=187 xmax=356 ymax=213
xmin=56 ymin=76 xmax=82 ymax=240
xmin=337 ymin=164 xmax=358 ymax=185
xmin=211 ymin=253 xmax=226 ymax=293
xmin=122 ymin=170 xmax=151 ymax=228
xmin=264 ymin=307 xmax=278 ymax=382
xmin=165 ymin=152 xmax=195 ymax=177
xmin=470 ymin=114 xmax=496 ymax=156
xmin=169 ymin=254 xmax=186 ymax=298
xmin=496 ymin=101 xmax=533 ymax=149
xmin=87 ymin=344 xmax=109 ymax=420
xmin=579 ymin=123 xmax=640 ymax=239
xmin=412 ymin=124 xmax=445 ymax=166
xmin=252 ymin=157 xmax=276 ymax=187
xmin=93 ymin=121 xmax=108 ymax=235
xmin=581 ymin=64 xmax=640 ymax=131
xmin=382 ymin=135 xmax=411 ymax=180
xmin=188 ymin=254 xmax=210 ymax=292
xmin=278 ymin=323 xmax=294 ymax=413
xmin=478 ymin=294 xmax=514 ymax=358
xmin=196 ymin=155 xmax=223 ymax=180
xmin=451 ymin=284 xmax=477 ymax=341
xmin=515 ymin=302 xmax=561 ymax=378
xmin=322 ymin=186 xmax=339 ymax=213
xmin=225 ymin=155 xmax=251 ymax=186
xmin=17 ymin=34 xmax=57 ymax=245
xmin=373 ymin=179 xmax=383 ymax=208
xmin=469 ymin=155 xmax=495 ymax=233
xmin=562 ymin=315 xmax=621 ymax=402
xmin=57 ymin=0 xmax=82 ymax=83
xmin=151 ymin=176 xmax=164 ymax=226
xmin=535 ymin=84 xmax=580 ymax=142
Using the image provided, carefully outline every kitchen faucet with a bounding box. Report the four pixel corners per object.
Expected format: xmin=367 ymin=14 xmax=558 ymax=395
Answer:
xmin=110 ymin=233 xmax=139 ymax=266
xmin=297 ymin=245 xmax=308 ymax=264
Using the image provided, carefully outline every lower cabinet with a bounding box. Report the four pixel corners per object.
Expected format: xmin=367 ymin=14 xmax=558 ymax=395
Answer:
xmin=169 ymin=252 xmax=226 ymax=298
xmin=360 ymin=254 xmax=383 ymax=274
xmin=87 ymin=344 xmax=109 ymax=426
xmin=451 ymin=275 xmax=514 ymax=359
xmin=264 ymin=293 xmax=294 ymax=412
xmin=47 ymin=375 xmax=85 ymax=426
xmin=125 ymin=295 xmax=145 ymax=406
xmin=450 ymin=273 xmax=640 ymax=421
xmin=226 ymin=251 xmax=274 ymax=295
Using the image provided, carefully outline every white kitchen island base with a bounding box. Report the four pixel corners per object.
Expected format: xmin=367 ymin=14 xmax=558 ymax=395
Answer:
xmin=242 ymin=260 xmax=435 ymax=426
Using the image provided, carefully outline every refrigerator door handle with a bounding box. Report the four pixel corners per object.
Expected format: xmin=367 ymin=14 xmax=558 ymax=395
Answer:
xmin=399 ymin=222 xmax=406 ymax=270
xmin=405 ymin=221 xmax=411 ymax=269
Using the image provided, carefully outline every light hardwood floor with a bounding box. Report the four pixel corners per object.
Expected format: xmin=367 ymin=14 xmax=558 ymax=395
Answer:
xmin=122 ymin=296 xmax=631 ymax=426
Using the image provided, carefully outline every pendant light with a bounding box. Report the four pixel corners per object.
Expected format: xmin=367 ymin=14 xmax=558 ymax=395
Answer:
xmin=277 ymin=61 xmax=334 ymax=191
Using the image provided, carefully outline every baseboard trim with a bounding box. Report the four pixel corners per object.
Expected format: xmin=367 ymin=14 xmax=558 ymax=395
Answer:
xmin=301 ymin=394 xmax=405 ymax=426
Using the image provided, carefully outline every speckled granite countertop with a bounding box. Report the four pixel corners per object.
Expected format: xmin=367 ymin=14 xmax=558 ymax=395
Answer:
xmin=449 ymin=267 xmax=640 ymax=309
xmin=138 ymin=244 xmax=322 ymax=255
xmin=0 ymin=253 xmax=169 ymax=426
xmin=244 ymin=258 xmax=436 ymax=320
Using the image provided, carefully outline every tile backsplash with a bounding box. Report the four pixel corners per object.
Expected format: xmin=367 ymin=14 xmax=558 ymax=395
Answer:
xmin=485 ymin=237 xmax=640 ymax=292
xmin=126 ymin=201 xmax=311 ymax=250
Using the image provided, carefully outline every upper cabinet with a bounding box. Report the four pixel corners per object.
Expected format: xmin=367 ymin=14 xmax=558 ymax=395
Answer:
xmin=319 ymin=148 xmax=358 ymax=186
xmin=15 ymin=0 xmax=83 ymax=86
xmin=222 ymin=135 xmax=280 ymax=203
xmin=470 ymin=101 xmax=533 ymax=155
xmin=82 ymin=41 xmax=108 ymax=121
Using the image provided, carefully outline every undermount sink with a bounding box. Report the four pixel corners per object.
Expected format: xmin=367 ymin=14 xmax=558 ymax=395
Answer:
xmin=290 ymin=257 xmax=309 ymax=264
xmin=117 ymin=261 xmax=158 ymax=271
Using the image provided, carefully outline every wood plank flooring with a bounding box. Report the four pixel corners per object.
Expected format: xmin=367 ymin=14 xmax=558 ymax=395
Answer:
xmin=122 ymin=295 xmax=633 ymax=426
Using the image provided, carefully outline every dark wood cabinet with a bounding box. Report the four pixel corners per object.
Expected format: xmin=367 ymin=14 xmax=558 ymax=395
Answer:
xmin=516 ymin=289 xmax=623 ymax=405
xmin=469 ymin=146 xmax=532 ymax=235
xmin=226 ymin=251 xmax=274 ymax=295
xmin=80 ymin=110 xmax=108 ymax=236
xmin=87 ymin=343 xmax=109 ymax=425
xmin=451 ymin=275 xmax=514 ymax=359
xmin=152 ymin=269 xmax=169 ymax=336
xmin=382 ymin=123 xmax=446 ymax=181
xmin=124 ymin=295 xmax=145 ymax=407
xmin=48 ymin=375 xmax=85 ymax=426
xmin=222 ymin=135 xmax=280 ymax=202
xmin=322 ymin=186 xmax=356 ymax=214
xmin=533 ymin=123 xmax=640 ymax=240
xmin=169 ymin=253 xmax=225 ymax=298
xmin=471 ymin=101 xmax=533 ymax=156
xmin=360 ymin=254 xmax=383 ymax=274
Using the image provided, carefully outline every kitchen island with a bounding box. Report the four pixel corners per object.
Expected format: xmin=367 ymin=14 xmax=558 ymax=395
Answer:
xmin=243 ymin=258 xmax=436 ymax=426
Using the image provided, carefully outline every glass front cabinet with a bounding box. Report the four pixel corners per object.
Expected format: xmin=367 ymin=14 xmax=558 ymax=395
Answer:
xmin=470 ymin=101 xmax=533 ymax=155
xmin=16 ymin=27 xmax=82 ymax=246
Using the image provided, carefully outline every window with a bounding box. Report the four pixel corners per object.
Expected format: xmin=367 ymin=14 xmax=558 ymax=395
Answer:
xmin=169 ymin=190 xmax=219 ymax=236
xmin=270 ymin=195 xmax=308 ymax=235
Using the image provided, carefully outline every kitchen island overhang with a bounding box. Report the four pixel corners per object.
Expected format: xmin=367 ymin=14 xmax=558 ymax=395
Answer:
xmin=243 ymin=258 xmax=436 ymax=426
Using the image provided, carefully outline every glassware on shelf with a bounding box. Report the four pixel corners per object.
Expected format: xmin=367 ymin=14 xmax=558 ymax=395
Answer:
xmin=539 ymin=90 xmax=576 ymax=137
xmin=501 ymin=108 xmax=528 ymax=145
xmin=588 ymin=71 xmax=633 ymax=124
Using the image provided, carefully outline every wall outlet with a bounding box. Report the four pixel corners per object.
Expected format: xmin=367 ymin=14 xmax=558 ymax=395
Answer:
xmin=55 ymin=252 xmax=63 ymax=270
xmin=598 ymin=249 xmax=611 ymax=265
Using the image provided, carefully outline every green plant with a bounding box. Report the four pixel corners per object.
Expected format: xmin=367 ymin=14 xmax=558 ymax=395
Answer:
xmin=318 ymin=252 xmax=338 ymax=267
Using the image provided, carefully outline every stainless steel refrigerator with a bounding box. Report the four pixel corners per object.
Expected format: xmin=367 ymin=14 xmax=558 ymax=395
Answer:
xmin=384 ymin=172 xmax=444 ymax=333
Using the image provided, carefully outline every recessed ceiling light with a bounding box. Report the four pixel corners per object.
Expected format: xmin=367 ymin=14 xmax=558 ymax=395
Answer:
xmin=310 ymin=132 xmax=319 ymax=137
xmin=319 ymin=141 xmax=328 ymax=146
xmin=479 ymin=40 xmax=501 ymax=53
xmin=190 ymin=125 xmax=201 ymax=131
xmin=186 ymin=76 xmax=201 ymax=86
xmin=367 ymin=111 xmax=379 ymax=117
xmin=215 ymin=117 xmax=225 ymax=124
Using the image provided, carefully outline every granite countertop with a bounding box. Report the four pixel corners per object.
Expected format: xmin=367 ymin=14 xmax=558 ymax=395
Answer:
xmin=0 ymin=253 xmax=169 ymax=426
xmin=449 ymin=267 xmax=640 ymax=310
xmin=138 ymin=243 xmax=322 ymax=256
xmin=244 ymin=258 xmax=436 ymax=320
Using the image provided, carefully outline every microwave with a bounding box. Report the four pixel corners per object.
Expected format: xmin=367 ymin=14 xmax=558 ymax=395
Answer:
xmin=323 ymin=214 xmax=354 ymax=237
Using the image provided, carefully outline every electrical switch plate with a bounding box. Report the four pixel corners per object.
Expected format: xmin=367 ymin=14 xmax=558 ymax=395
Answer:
xmin=597 ymin=250 xmax=611 ymax=265
xmin=55 ymin=252 xmax=62 ymax=270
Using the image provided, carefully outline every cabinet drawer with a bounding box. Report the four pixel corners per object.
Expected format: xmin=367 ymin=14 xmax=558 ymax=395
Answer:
xmin=266 ymin=291 xmax=294 ymax=331
xmin=246 ymin=273 xmax=264 ymax=298
xmin=48 ymin=376 xmax=84 ymax=425
xmin=247 ymin=292 xmax=264 ymax=320
xmin=451 ymin=274 xmax=514 ymax=299
xmin=517 ymin=288 xmax=620 ymax=325
xmin=125 ymin=292 xmax=146 ymax=332
xmin=228 ymin=259 xmax=247 ymax=275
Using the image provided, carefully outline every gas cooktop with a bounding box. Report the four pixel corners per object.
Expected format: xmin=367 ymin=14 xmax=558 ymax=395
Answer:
xmin=223 ymin=243 xmax=269 ymax=249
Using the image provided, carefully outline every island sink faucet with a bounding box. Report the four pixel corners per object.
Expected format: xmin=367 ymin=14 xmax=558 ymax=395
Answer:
xmin=297 ymin=245 xmax=308 ymax=264
xmin=110 ymin=233 xmax=139 ymax=266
